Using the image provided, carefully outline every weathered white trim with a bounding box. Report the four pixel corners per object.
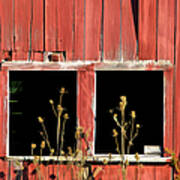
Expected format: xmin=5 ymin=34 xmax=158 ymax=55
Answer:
xmin=2 ymin=60 xmax=173 ymax=71
xmin=92 ymin=73 xmax=97 ymax=155
xmin=6 ymin=154 xmax=171 ymax=163
xmin=4 ymin=62 xmax=170 ymax=163
xmin=6 ymin=72 xmax=10 ymax=156
xmin=163 ymin=72 xmax=166 ymax=147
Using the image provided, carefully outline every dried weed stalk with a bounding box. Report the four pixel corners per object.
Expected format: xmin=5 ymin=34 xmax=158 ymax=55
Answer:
xmin=110 ymin=96 xmax=141 ymax=180
xmin=165 ymin=148 xmax=180 ymax=180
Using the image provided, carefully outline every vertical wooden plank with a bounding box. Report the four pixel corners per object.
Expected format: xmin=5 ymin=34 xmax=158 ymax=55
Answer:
xmin=77 ymin=65 xmax=95 ymax=154
xmin=10 ymin=161 xmax=21 ymax=180
xmin=43 ymin=164 xmax=49 ymax=180
xmin=0 ymin=0 xmax=13 ymax=61
xmin=164 ymin=69 xmax=174 ymax=152
xmin=31 ymin=52 xmax=44 ymax=62
xmin=155 ymin=165 xmax=171 ymax=180
xmin=0 ymin=15 xmax=1 ymax=62
xmin=0 ymin=70 xmax=8 ymax=178
xmin=121 ymin=0 xmax=137 ymax=60
xmin=60 ymin=165 xmax=73 ymax=180
xmin=139 ymin=0 xmax=157 ymax=60
xmin=0 ymin=71 xmax=3 ymax=156
xmin=85 ymin=0 xmax=102 ymax=60
xmin=140 ymin=166 xmax=156 ymax=180
xmin=0 ymin=160 xmax=8 ymax=180
xmin=0 ymin=18 xmax=1 ymax=62
xmin=28 ymin=163 xmax=36 ymax=180
xmin=29 ymin=163 xmax=49 ymax=179
xmin=165 ymin=68 xmax=174 ymax=153
xmin=58 ymin=0 xmax=74 ymax=60
xmin=104 ymin=0 xmax=121 ymax=60
xmin=23 ymin=162 xmax=29 ymax=180
xmin=39 ymin=164 xmax=46 ymax=179
xmin=157 ymin=0 xmax=175 ymax=153
xmin=0 ymin=68 xmax=7 ymax=157
xmin=56 ymin=164 xmax=62 ymax=180
xmin=101 ymin=165 xmax=122 ymax=180
xmin=74 ymin=0 xmax=85 ymax=60
xmin=157 ymin=0 xmax=175 ymax=62
xmin=49 ymin=164 xmax=57 ymax=180
xmin=56 ymin=0 xmax=64 ymax=52
xmin=0 ymin=0 xmax=13 ymax=52
xmin=100 ymin=165 xmax=110 ymax=180
xmin=31 ymin=0 xmax=44 ymax=61
xmin=58 ymin=165 xmax=64 ymax=180
xmin=45 ymin=0 xmax=57 ymax=52
xmin=13 ymin=0 xmax=31 ymax=60
xmin=126 ymin=166 xmax=136 ymax=180
xmin=46 ymin=0 xmax=74 ymax=60
xmin=175 ymin=0 xmax=180 ymax=157
xmin=9 ymin=162 xmax=14 ymax=180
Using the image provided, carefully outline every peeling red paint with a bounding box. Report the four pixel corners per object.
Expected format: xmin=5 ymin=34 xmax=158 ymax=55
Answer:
xmin=0 ymin=0 xmax=179 ymax=179
xmin=77 ymin=65 xmax=95 ymax=154
xmin=157 ymin=0 xmax=175 ymax=62
xmin=139 ymin=0 xmax=157 ymax=60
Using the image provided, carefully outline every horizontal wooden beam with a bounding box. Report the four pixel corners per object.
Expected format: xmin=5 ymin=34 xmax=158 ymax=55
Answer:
xmin=4 ymin=155 xmax=171 ymax=163
xmin=1 ymin=60 xmax=173 ymax=71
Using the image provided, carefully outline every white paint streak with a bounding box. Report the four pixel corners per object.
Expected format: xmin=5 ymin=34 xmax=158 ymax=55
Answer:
xmin=2 ymin=60 xmax=173 ymax=71
xmin=6 ymin=154 xmax=171 ymax=163
xmin=92 ymin=72 xmax=97 ymax=155
xmin=6 ymin=72 xmax=9 ymax=156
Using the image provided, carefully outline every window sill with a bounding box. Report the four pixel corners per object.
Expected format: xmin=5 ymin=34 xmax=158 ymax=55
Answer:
xmin=5 ymin=155 xmax=171 ymax=164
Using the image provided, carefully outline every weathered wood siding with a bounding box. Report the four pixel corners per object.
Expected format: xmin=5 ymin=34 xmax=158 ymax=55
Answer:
xmin=0 ymin=0 xmax=137 ymax=61
xmin=0 ymin=0 xmax=179 ymax=179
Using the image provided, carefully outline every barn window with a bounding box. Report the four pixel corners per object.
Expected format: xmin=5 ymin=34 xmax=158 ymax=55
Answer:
xmin=9 ymin=71 xmax=77 ymax=156
xmin=95 ymin=71 xmax=164 ymax=155
xmin=1 ymin=62 xmax=172 ymax=162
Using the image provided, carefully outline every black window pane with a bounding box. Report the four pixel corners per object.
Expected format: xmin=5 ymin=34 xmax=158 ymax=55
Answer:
xmin=95 ymin=71 xmax=163 ymax=154
xmin=9 ymin=71 xmax=77 ymax=156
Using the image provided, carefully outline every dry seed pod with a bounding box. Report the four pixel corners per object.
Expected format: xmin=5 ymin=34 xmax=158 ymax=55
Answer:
xmin=112 ymin=129 xmax=118 ymax=137
xmin=49 ymin=99 xmax=54 ymax=104
xmin=120 ymin=96 xmax=127 ymax=102
xmin=63 ymin=113 xmax=69 ymax=119
xmin=136 ymin=124 xmax=140 ymax=128
xmin=31 ymin=143 xmax=36 ymax=149
xmin=131 ymin=111 xmax=136 ymax=118
xmin=113 ymin=113 xmax=118 ymax=119
xmin=38 ymin=117 xmax=44 ymax=123
xmin=50 ymin=148 xmax=55 ymax=154
xmin=135 ymin=152 xmax=140 ymax=161
xmin=57 ymin=104 xmax=63 ymax=112
xmin=60 ymin=87 xmax=66 ymax=94
xmin=40 ymin=141 xmax=45 ymax=149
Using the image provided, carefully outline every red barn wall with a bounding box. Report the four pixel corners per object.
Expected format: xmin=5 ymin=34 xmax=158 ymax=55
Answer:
xmin=0 ymin=0 xmax=179 ymax=179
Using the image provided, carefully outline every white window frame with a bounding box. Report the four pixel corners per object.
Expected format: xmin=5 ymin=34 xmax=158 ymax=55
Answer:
xmin=1 ymin=60 xmax=173 ymax=163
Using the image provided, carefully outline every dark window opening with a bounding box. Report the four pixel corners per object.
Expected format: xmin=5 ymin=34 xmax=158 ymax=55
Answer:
xmin=95 ymin=71 xmax=163 ymax=155
xmin=9 ymin=71 xmax=77 ymax=156
xmin=131 ymin=0 xmax=138 ymax=39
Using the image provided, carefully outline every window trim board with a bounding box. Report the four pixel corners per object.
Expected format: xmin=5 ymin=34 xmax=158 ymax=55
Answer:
xmin=0 ymin=63 xmax=174 ymax=161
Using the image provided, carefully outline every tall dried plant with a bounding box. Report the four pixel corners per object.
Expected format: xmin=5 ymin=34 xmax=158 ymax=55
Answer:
xmin=110 ymin=96 xmax=141 ymax=180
